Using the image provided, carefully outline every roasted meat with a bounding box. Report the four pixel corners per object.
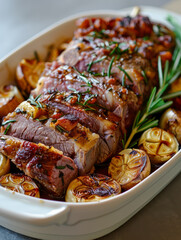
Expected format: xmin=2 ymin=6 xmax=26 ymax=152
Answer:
xmin=0 ymin=134 xmax=78 ymax=198
xmin=1 ymin=108 xmax=106 ymax=174
xmin=32 ymin=64 xmax=140 ymax=133
xmin=40 ymin=91 xmax=121 ymax=159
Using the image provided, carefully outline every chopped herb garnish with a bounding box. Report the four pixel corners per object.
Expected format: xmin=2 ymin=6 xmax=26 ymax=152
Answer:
xmin=15 ymin=109 xmax=27 ymax=114
xmin=83 ymin=95 xmax=96 ymax=106
xmin=48 ymin=91 xmax=58 ymax=101
xmin=89 ymin=30 xmax=109 ymax=39
xmin=4 ymin=124 xmax=11 ymax=135
xmin=73 ymin=67 xmax=92 ymax=88
xmin=36 ymin=118 xmax=48 ymax=122
xmin=122 ymin=73 xmax=125 ymax=87
xmin=56 ymin=165 xmax=66 ymax=169
xmin=56 ymin=124 xmax=69 ymax=134
xmin=66 ymin=164 xmax=74 ymax=170
xmin=142 ymin=36 xmax=149 ymax=41
xmin=107 ymin=56 xmax=115 ymax=77
xmin=2 ymin=120 xmax=16 ymax=126
xmin=27 ymin=94 xmax=42 ymax=108
xmin=87 ymin=56 xmax=107 ymax=72
xmin=118 ymin=66 xmax=133 ymax=82
xmin=59 ymin=171 xmax=64 ymax=185
xmin=141 ymin=70 xmax=148 ymax=84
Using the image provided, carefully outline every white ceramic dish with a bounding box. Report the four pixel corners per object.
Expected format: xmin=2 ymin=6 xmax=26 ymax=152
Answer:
xmin=0 ymin=6 xmax=181 ymax=240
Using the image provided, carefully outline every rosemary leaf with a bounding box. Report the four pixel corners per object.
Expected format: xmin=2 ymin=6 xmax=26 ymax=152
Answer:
xmin=56 ymin=166 xmax=66 ymax=169
xmin=2 ymin=120 xmax=16 ymax=126
xmin=158 ymin=56 xmax=163 ymax=87
xmin=107 ymin=56 xmax=115 ymax=78
xmin=118 ymin=66 xmax=133 ymax=82
xmin=4 ymin=124 xmax=11 ymax=135
xmin=162 ymin=91 xmax=181 ymax=100
xmin=148 ymin=101 xmax=173 ymax=115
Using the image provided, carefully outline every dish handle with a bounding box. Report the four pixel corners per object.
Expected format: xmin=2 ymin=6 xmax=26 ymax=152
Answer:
xmin=0 ymin=191 xmax=70 ymax=226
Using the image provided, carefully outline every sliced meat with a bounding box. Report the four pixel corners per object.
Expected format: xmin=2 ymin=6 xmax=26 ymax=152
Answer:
xmin=32 ymin=64 xmax=140 ymax=132
xmin=0 ymin=134 xmax=78 ymax=198
xmin=1 ymin=111 xmax=106 ymax=174
xmin=41 ymin=91 xmax=121 ymax=157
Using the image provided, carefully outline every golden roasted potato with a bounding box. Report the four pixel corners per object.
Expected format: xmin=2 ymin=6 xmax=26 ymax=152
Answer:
xmin=16 ymin=59 xmax=45 ymax=97
xmin=0 ymin=85 xmax=24 ymax=117
xmin=16 ymin=100 xmax=47 ymax=119
xmin=138 ymin=127 xmax=179 ymax=164
xmin=108 ymin=148 xmax=151 ymax=190
xmin=65 ymin=174 xmax=121 ymax=202
xmin=0 ymin=153 xmax=10 ymax=177
xmin=160 ymin=108 xmax=181 ymax=144
xmin=0 ymin=173 xmax=40 ymax=197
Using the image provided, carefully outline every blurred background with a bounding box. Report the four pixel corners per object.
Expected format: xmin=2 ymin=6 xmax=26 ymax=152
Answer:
xmin=0 ymin=0 xmax=181 ymax=59
xmin=0 ymin=0 xmax=181 ymax=240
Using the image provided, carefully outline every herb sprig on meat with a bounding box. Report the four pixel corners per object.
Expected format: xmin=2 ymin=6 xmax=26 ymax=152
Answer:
xmin=123 ymin=17 xmax=181 ymax=149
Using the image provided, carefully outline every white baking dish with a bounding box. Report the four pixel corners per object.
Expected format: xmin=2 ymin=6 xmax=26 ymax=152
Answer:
xmin=0 ymin=6 xmax=181 ymax=240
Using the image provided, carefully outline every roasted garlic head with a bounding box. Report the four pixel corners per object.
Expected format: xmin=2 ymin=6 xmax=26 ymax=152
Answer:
xmin=138 ymin=127 xmax=178 ymax=164
xmin=0 ymin=153 xmax=10 ymax=177
xmin=0 ymin=173 xmax=40 ymax=197
xmin=108 ymin=148 xmax=151 ymax=190
xmin=65 ymin=174 xmax=121 ymax=202
xmin=160 ymin=108 xmax=181 ymax=144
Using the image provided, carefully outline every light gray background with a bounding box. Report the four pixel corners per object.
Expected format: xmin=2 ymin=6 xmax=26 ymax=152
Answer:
xmin=0 ymin=0 xmax=181 ymax=240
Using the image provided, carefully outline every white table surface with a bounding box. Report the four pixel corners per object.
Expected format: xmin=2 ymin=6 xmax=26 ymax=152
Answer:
xmin=1 ymin=0 xmax=181 ymax=240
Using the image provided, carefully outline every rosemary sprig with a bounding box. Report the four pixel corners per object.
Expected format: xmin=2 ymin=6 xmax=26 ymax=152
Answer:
xmin=27 ymin=94 xmax=42 ymax=108
xmin=123 ymin=17 xmax=181 ymax=149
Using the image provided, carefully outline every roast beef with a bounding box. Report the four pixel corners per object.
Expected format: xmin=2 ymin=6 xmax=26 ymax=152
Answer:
xmin=1 ymin=110 xmax=107 ymax=174
xmin=32 ymin=64 xmax=140 ymax=132
xmin=40 ymin=91 xmax=121 ymax=159
xmin=0 ymin=134 xmax=78 ymax=198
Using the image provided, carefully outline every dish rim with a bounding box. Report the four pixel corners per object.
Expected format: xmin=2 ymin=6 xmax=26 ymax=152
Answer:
xmin=0 ymin=5 xmax=181 ymax=208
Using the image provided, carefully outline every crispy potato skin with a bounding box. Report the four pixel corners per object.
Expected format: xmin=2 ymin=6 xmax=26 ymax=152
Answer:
xmin=65 ymin=173 xmax=121 ymax=202
xmin=16 ymin=59 xmax=45 ymax=97
xmin=138 ymin=127 xmax=179 ymax=164
xmin=0 ymin=173 xmax=40 ymax=197
xmin=108 ymin=148 xmax=151 ymax=190
xmin=0 ymin=154 xmax=10 ymax=177
xmin=0 ymin=85 xmax=24 ymax=117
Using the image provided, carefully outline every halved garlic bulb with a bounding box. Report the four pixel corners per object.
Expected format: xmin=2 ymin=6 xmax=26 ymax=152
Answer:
xmin=138 ymin=127 xmax=178 ymax=164
xmin=0 ymin=153 xmax=10 ymax=177
xmin=160 ymin=108 xmax=181 ymax=144
xmin=108 ymin=148 xmax=151 ymax=190
xmin=65 ymin=173 xmax=121 ymax=202
xmin=0 ymin=173 xmax=40 ymax=198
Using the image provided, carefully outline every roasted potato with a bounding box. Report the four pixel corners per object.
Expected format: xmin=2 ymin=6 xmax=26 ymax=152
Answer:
xmin=16 ymin=100 xmax=47 ymax=119
xmin=160 ymin=108 xmax=181 ymax=144
xmin=138 ymin=127 xmax=179 ymax=164
xmin=0 ymin=153 xmax=10 ymax=177
xmin=0 ymin=173 xmax=40 ymax=197
xmin=108 ymin=148 xmax=151 ymax=190
xmin=65 ymin=173 xmax=121 ymax=202
xmin=0 ymin=85 xmax=24 ymax=117
xmin=16 ymin=59 xmax=45 ymax=97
